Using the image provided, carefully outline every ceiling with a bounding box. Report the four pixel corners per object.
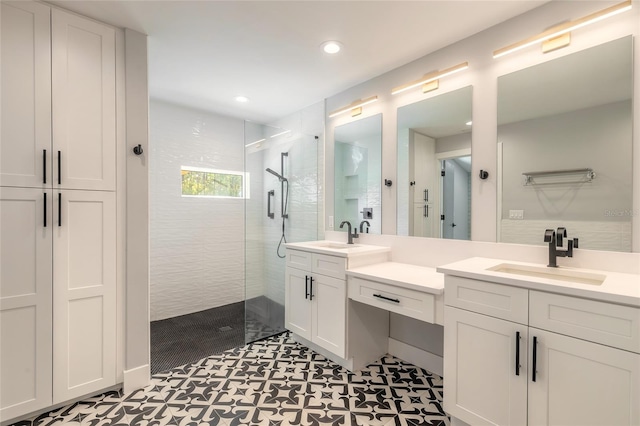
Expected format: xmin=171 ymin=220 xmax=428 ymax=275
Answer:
xmin=397 ymin=86 xmax=473 ymax=139
xmin=498 ymin=35 xmax=633 ymax=125
xmin=50 ymin=0 xmax=547 ymax=124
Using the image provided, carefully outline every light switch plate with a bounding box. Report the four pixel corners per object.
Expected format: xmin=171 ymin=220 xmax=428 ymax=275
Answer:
xmin=509 ymin=210 xmax=524 ymax=220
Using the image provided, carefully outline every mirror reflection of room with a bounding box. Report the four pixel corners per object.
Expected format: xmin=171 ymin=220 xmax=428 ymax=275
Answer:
xmin=334 ymin=114 xmax=383 ymax=235
xmin=397 ymin=86 xmax=472 ymax=240
xmin=498 ymin=36 xmax=632 ymax=252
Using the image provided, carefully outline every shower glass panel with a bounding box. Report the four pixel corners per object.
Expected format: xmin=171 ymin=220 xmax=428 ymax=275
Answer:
xmin=244 ymin=103 xmax=323 ymax=343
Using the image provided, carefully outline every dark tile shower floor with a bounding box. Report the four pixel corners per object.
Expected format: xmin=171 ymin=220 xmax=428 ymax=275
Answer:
xmin=151 ymin=298 xmax=284 ymax=374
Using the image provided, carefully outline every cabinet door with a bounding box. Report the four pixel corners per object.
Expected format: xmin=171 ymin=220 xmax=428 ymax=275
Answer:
xmin=444 ymin=306 xmax=528 ymax=426
xmin=52 ymin=9 xmax=116 ymax=191
xmin=0 ymin=1 xmax=51 ymax=188
xmin=53 ymin=190 xmax=116 ymax=403
xmin=285 ymin=267 xmax=311 ymax=340
xmin=412 ymin=203 xmax=433 ymax=238
xmin=528 ymin=328 xmax=640 ymax=426
xmin=0 ymin=187 xmax=52 ymax=421
xmin=311 ymin=274 xmax=346 ymax=357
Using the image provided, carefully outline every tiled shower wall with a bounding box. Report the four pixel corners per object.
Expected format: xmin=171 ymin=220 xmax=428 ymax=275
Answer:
xmin=150 ymin=100 xmax=245 ymax=321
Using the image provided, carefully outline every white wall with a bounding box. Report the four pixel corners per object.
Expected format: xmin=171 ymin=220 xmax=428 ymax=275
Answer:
xmin=324 ymin=0 xmax=640 ymax=252
xmin=149 ymin=100 xmax=245 ymax=321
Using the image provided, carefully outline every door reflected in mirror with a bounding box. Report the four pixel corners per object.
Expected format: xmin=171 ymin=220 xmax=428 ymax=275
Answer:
xmin=498 ymin=36 xmax=632 ymax=252
xmin=397 ymin=86 xmax=472 ymax=240
xmin=334 ymin=114 xmax=382 ymax=234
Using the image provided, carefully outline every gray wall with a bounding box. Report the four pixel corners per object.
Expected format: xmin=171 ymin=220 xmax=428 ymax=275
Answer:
xmin=500 ymin=100 xmax=632 ymax=221
xmin=436 ymin=132 xmax=471 ymax=153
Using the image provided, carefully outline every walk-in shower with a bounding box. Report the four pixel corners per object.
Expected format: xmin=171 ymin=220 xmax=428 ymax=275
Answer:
xmin=244 ymin=107 xmax=322 ymax=343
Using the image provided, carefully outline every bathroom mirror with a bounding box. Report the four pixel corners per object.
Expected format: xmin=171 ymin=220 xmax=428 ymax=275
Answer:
xmin=334 ymin=114 xmax=382 ymax=234
xmin=397 ymin=86 xmax=472 ymax=240
xmin=498 ymin=36 xmax=632 ymax=252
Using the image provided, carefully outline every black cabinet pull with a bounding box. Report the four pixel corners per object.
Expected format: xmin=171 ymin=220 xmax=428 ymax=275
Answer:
xmin=57 ymin=151 xmax=61 ymax=185
xmin=43 ymin=149 xmax=47 ymax=184
xmin=309 ymin=276 xmax=314 ymax=301
xmin=43 ymin=193 xmax=47 ymax=227
xmin=515 ymin=331 xmax=520 ymax=376
xmin=532 ymin=336 xmax=538 ymax=382
xmin=305 ymin=276 xmax=309 ymax=299
xmin=423 ymin=189 xmax=429 ymax=202
xmin=373 ymin=294 xmax=400 ymax=303
xmin=58 ymin=193 xmax=61 ymax=227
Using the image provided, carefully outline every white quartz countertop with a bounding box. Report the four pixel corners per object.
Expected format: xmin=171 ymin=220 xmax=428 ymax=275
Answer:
xmin=437 ymin=257 xmax=640 ymax=307
xmin=347 ymin=262 xmax=444 ymax=295
xmin=284 ymin=240 xmax=390 ymax=258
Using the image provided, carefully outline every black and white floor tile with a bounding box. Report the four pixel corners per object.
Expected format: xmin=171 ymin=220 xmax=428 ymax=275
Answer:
xmin=12 ymin=333 xmax=449 ymax=426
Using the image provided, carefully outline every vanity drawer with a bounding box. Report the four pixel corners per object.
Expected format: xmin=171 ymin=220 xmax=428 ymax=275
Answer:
xmin=286 ymin=249 xmax=312 ymax=271
xmin=312 ymin=253 xmax=346 ymax=279
xmin=348 ymin=276 xmax=435 ymax=323
xmin=530 ymin=291 xmax=640 ymax=354
xmin=444 ymin=276 xmax=528 ymax=324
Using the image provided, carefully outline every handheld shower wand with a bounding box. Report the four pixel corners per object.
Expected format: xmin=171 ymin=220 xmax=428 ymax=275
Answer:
xmin=265 ymin=168 xmax=287 ymax=182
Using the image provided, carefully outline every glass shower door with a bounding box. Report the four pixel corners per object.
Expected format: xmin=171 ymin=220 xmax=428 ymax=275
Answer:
xmin=244 ymin=111 xmax=321 ymax=343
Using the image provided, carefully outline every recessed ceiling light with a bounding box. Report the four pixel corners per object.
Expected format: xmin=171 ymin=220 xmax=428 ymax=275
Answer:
xmin=235 ymin=96 xmax=249 ymax=103
xmin=466 ymin=121 xmax=472 ymax=126
xmin=322 ymin=41 xmax=342 ymax=54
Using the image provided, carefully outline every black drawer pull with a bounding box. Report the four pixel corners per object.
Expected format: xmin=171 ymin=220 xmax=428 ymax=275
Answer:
xmin=515 ymin=331 xmax=520 ymax=376
xmin=305 ymin=276 xmax=309 ymax=299
xmin=532 ymin=336 xmax=538 ymax=382
xmin=373 ymin=294 xmax=400 ymax=303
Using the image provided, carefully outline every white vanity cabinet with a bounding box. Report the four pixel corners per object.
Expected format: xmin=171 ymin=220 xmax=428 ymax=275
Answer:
xmin=0 ymin=2 xmax=118 ymax=422
xmin=285 ymin=249 xmax=347 ymax=357
xmin=443 ymin=275 xmax=640 ymax=426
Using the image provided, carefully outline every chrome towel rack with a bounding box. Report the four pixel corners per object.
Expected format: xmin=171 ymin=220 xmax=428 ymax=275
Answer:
xmin=522 ymin=168 xmax=596 ymax=186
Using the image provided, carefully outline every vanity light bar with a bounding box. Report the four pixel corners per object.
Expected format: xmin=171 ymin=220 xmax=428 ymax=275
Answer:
xmin=391 ymin=62 xmax=469 ymax=95
xmin=328 ymin=96 xmax=379 ymax=118
xmin=493 ymin=0 xmax=632 ymax=59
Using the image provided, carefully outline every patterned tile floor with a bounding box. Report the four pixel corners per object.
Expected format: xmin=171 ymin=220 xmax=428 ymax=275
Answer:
xmin=12 ymin=333 xmax=449 ymax=426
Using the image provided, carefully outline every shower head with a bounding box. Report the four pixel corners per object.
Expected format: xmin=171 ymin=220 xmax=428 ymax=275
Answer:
xmin=266 ymin=168 xmax=287 ymax=182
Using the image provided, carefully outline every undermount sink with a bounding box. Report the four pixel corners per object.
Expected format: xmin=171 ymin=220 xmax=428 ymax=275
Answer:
xmin=487 ymin=263 xmax=607 ymax=286
xmin=309 ymin=241 xmax=359 ymax=249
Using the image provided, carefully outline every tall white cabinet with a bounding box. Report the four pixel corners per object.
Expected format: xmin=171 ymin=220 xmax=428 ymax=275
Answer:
xmin=0 ymin=2 xmax=118 ymax=422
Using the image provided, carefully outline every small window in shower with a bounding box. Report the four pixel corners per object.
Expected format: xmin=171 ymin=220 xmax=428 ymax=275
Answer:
xmin=181 ymin=166 xmax=249 ymax=198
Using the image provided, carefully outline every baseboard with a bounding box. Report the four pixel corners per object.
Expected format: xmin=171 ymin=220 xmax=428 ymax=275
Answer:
xmin=123 ymin=364 xmax=150 ymax=395
xmin=388 ymin=338 xmax=443 ymax=377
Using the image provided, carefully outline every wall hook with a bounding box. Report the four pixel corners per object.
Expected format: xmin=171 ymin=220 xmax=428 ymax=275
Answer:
xmin=133 ymin=144 xmax=144 ymax=155
xmin=384 ymin=179 xmax=393 ymax=187
xmin=479 ymin=170 xmax=489 ymax=180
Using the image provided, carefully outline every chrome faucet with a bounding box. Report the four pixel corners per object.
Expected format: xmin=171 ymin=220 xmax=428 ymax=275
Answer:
xmin=340 ymin=220 xmax=359 ymax=244
xmin=359 ymin=220 xmax=371 ymax=234
xmin=544 ymin=227 xmax=578 ymax=267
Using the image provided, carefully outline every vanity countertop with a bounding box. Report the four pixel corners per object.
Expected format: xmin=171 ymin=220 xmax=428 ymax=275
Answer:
xmin=284 ymin=240 xmax=390 ymax=258
xmin=437 ymin=257 xmax=640 ymax=307
xmin=347 ymin=262 xmax=444 ymax=295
